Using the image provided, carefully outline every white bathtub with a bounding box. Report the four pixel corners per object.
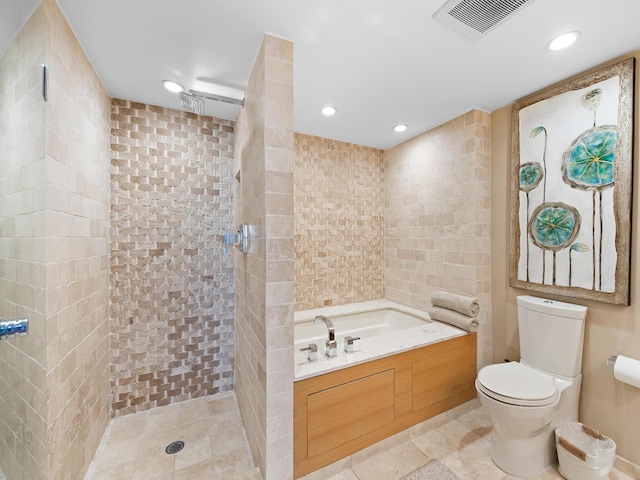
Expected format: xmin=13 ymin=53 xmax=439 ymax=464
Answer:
xmin=294 ymin=307 xmax=428 ymax=347
xmin=294 ymin=300 xmax=467 ymax=380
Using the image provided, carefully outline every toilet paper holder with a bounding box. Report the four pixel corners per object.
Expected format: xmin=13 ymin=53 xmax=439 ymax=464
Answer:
xmin=606 ymin=355 xmax=617 ymax=368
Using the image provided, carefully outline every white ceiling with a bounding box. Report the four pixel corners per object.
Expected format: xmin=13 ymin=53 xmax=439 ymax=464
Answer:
xmin=4 ymin=0 xmax=640 ymax=149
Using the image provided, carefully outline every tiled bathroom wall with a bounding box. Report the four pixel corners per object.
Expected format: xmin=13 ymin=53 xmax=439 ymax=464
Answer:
xmin=0 ymin=1 xmax=112 ymax=479
xmin=384 ymin=110 xmax=492 ymax=367
xmin=0 ymin=4 xmax=49 ymax=479
xmin=234 ymin=35 xmax=295 ymax=480
xmin=44 ymin=1 xmax=112 ymax=478
xmin=110 ymin=101 xmax=235 ymax=415
xmin=294 ymin=134 xmax=384 ymax=310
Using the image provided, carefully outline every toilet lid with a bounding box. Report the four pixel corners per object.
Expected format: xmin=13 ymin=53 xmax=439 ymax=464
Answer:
xmin=477 ymin=362 xmax=558 ymax=406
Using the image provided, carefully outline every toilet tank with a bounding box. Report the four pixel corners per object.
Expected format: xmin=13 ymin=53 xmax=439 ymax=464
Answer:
xmin=517 ymin=295 xmax=587 ymax=378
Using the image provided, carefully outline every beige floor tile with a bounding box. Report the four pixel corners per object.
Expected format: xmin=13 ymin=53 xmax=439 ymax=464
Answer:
xmin=132 ymin=452 xmax=175 ymax=480
xmin=210 ymin=408 xmax=243 ymax=432
xmin=609 ymin=468 xmax=639 ymax=480
xmin=86 ymin=393 xmax=258 ymax=480
xmin=352 ymin=441 xmax=428 ymax=480
xmin=136 ymin=429 xmax=183 ymax=458
xmin=177 ymin=397 xmax=211 ymax=424
xmin=180 ymin=418 xmax=217 ymax=443
xmin=212 ymin=448 xmax=255 ymax=477
xmin=107 ymin=414 xmax=148 ymax=443
xmin=207 ymin=392 xmax=238 ymax=415
xmin=350 ymin=430 xmax=411 ymax=465
xmin=229 ymin=467 xmax=264 ymax=480
xmin=174 ymin=437 xmax=212 ymax=470
xmin=94 ymin=437 xmax=143 ymax=470
xmin=317 ymin=471 xmax=359 ymax=480
xmin=145 ymin=406 xmax=180 ymax=434
xmin=411 ymin=419 xmax=482 ymax=460
xmin=89 ymin=460 xmax=136 ymax=480
xmin=441 ymin=435 xmax=506 ymax=480
xmin=211 ymin=425 xmax=249 ymax=455
xmin=174 ymin=459 xmax=215 ymax=480
xmin=456 ymin=407 xmax=492 ymax=439
xmin=502 ymin=463 xmax=563 ymax=480
xmin=300 ymin=457 xmax=352 ymax=480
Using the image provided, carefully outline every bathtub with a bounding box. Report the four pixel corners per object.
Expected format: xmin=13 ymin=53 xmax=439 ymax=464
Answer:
xmin=294 ymin=307 xmax=427 ymax=346
xmin=293 ymin=299 xmax=477 ymax=476
xmin=294 ymin=299 xmax=467 ymax=381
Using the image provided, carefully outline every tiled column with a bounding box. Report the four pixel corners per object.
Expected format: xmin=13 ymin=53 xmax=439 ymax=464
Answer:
xmin=234 ymin=34 xmax=294 ymax=479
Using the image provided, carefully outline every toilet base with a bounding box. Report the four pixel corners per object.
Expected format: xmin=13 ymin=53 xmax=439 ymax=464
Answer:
xmin=476 ymin=372 xmax=581 ymax=479
xmin=489 ymin=426 xmax=557 ymax=478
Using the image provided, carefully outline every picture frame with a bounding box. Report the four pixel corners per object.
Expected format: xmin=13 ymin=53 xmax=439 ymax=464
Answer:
xmin=509 ymin=58 xmax=635 ymax=305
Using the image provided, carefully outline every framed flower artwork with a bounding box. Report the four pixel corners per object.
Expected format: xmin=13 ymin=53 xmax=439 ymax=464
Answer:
xmin=509 ymin=58 xmax=635 ymax=305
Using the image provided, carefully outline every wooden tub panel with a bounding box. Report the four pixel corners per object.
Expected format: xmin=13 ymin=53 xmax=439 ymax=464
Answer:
xmin=294 ymin=333 xmax=477 ymax=478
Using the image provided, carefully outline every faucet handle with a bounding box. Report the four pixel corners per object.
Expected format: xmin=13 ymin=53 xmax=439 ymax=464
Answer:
xmin=344 ymin=336 xmax=360 ymax=353
xmin=300 ymin=343 xmax=318 ymax=362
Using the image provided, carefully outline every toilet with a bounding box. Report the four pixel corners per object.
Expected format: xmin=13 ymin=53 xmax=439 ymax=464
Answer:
xmin=476 ymin=295 xmax=588 ymax=478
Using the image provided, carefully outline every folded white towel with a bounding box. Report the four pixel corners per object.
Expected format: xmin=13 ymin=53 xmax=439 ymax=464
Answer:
xmin=431 ymin=290 xmax=479 ymax=318
xmin=428 ymin=306 xmax=479 ymax=333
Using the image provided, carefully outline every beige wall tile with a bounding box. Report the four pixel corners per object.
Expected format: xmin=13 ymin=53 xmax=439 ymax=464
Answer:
xmin=234 ymin=34 xmax=294 ymax=480
xmin=0 ymin=1 xmax=111 ymax=479
xmin=294 ymin=133 xmax=385 ymax=310
xmin=384 ymin=110 xmax=492 ymax=369
xmin=110 ymin=100 xmax=235 ymax=416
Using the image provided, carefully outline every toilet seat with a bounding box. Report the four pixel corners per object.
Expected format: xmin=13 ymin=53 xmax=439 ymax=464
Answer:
xmin=477 ymin=362 xmax=559 ymax=407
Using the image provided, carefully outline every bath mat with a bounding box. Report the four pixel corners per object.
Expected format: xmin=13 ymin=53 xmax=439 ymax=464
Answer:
xmin=400 ymin=460 xmax=462 ymax=480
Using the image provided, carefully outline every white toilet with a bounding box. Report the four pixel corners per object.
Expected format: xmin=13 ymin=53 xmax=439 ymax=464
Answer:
xmin=476 ymin=295 xmax=588 ymax=478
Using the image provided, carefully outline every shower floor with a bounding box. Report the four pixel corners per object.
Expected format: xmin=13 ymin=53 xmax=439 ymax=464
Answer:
xmin=84 ymin=391 xmax=261 ymax=480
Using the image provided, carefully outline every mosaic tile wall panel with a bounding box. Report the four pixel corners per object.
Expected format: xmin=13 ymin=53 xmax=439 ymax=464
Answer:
xmin=294 ymin=134 xmax=385 ymax=310
xmin=110 ymin=100 xmax=235 ymax=415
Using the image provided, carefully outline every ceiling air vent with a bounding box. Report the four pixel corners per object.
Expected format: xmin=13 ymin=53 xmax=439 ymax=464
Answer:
xmin=433 ymin=0 xmax=538 ymax=40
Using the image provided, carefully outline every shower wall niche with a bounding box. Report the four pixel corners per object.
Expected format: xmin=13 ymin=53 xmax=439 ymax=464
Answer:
xmin=110 ymin=101 xmax=236 ymax=415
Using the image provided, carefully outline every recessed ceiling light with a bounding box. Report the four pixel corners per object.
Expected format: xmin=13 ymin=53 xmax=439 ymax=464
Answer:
xmin=162 ymin=80 xmax=185 ymax=93
xmin=548 ymin=32 xmax=580 ymax=51
xmin=321 ymin=106 xmax=337 ymax=116
xmin=393 ymin=124 xmax=408 ymax=133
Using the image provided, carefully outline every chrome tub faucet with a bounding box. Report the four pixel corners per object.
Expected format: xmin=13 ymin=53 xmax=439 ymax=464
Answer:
xmin=315 ymin=315 xmax=337 ymax=357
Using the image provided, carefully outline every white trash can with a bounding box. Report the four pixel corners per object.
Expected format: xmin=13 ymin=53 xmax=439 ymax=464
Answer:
xmin=555 ymin=422 xmax=616 ymax=480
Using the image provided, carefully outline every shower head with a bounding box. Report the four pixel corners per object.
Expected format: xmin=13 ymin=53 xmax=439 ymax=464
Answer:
xmin=177 ymin=89 xmax=244 ymax=115
xmin=179 ymin=91 xmax=205 ymax=115
xmin=190 ymin=89 xmax=244 ymax=107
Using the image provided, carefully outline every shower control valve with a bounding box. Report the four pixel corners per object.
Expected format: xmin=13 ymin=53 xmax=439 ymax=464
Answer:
xmin=0 ymin=318 xmax=28 ymax=340
xmin=300 ymin=343 xmax=318 ymax=362
xmin=223 ymin=224 xmax=249 ymax=254
xmin=344 ymin=336 xmax=360 ymax=353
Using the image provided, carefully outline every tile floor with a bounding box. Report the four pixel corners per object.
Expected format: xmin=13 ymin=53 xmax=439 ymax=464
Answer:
xmin=299 ymin=404 xmax=637 ymax=480
xmin=84 ymin=391 xmax=260 ymax=480
xmin=85 ymin=392 xmax=637 ymax=480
